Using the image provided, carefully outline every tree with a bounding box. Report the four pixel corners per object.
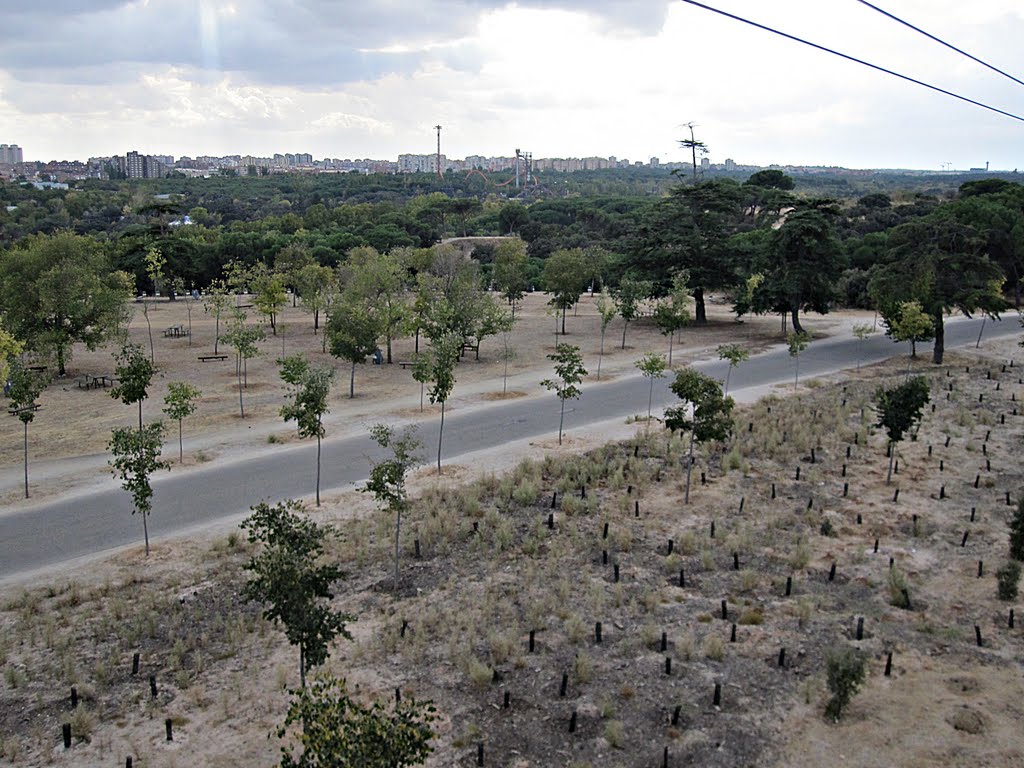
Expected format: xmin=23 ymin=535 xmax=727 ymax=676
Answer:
xmin=252 ymin=264 xmax=289 ymax=335
xmin=492 ymin=237 xmax=530 ymax=316
xmin=221 ymin=308 xmax=265 ymax=418
xmin=0 ymin=231 xmax=131 ymax=375
xmin=363 ymin=424 xmax=422 ymax=591
xmin=744 ymin=169 xmax=795 ymax=190
xmin=664 ymin=369 xmax=734 ymax=504
xmin=541 ymin=343 xmax=587 ymax=446
xmin=875 ymin=376 xmax=929 ymax=484
xmin=753 ymin=206 xmax=845 ymax=334
xmin=417 ymin=331 xmax=462 ymax=471
xmin=0 ymin=329 xmax=24 ymax=390
xmin=203 ymin=278 xmax=231 ymax=354
xmin=327 ymin=298 xmax=380 ymax=399
xmin=111 ymin=342 xmax=155 ymax=433
xmin=542 ymin=248 xmax=590 ymax=335
xmin=595 ymin=289 xmax=618 ymax=380
xmin=280 ymin=364 xmax=334 ymax=506
xmin=824 ymin=646 xmax=867 ymax=722
xmin=162 ymin=382 xmax=201 ymax=464
xmin=242 ymin=500 xmax=350 ymax=689
xmin=851 ymin=322 xmax=875 ymax=370
xmin=679 ymin=122 xmax=708 ymax=181
xmin=787 ymin=331 xmax=811 ymax=389
xmin=614 ymin=277 xmax=653 ymax=349
xmin=341 ymin=248 xmax=408 ymax=363
xmin=142 ymin=247 xmax=166 ymax=362
xmin=7 ymin=360 xmax=47 ymax=498
xmin=716 ymin=343 xmax=749 ymax=395
xmin=171 ymin=277 xmax=194 ymax=346
xmin=868 ymin=217 xmax=1005 ymax=363
xmin=471 ymin=296 xmax=513 ymax=361
xmin=294 ymin=264 xmax=336 ymax=334
xmin=277 ymin=674 xmax=436 ymax=768
xmin=635 ymin=352 xmax=667 ymax=423
xmin=108 ymin=421 xmax=167 ymax=557
xmin=1009 ymin=497 xmax=1024 ymax=561
xmin=653 ymin=271 xmax=691 ymax=365
xmin=882 ymin=300 xmax=934 ymax=360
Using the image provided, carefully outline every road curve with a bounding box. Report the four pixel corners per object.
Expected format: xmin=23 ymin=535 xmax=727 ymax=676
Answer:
xmin=0 ymin=315 xmax=1017 ymax=580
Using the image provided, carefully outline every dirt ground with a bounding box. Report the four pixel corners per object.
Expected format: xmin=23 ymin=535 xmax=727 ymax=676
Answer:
xmin=0 ymin=290 xmax=858 ymax=506
xmin=1 ymin=325 xmax=1022 ymax=767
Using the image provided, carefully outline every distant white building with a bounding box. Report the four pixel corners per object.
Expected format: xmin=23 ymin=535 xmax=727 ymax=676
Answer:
xmin=0 ymin=144 xmax=24 ymax=164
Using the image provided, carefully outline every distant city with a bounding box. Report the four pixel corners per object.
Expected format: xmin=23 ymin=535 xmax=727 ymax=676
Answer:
xmin=0 ymin=141 xmax=1007 ymax=184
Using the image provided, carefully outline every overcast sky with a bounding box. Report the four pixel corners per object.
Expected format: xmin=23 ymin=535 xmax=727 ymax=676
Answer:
xmin=1 ymin=0 xmax=1022 ymax=170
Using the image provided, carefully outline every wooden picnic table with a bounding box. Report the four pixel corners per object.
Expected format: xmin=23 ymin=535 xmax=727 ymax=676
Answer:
xmin=75 ymin=374 xmax=118 ymax=389
xmin=163 ymin=325 xmax=189 ymax=338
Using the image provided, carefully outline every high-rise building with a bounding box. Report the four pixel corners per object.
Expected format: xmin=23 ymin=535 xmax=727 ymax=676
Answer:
xmin=724 ymin=158 xmax=736 ymax=171
xmin=0 ymin=144 xmax=23 ymax=164
xmin=126 ymin=150 xmax=145 ymax=178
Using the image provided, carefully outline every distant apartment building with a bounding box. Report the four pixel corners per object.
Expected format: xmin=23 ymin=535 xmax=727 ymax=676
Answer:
xmin=398 ymin=153 xmax=447 ymax=173
xmin=724 ymin=158 xmax=736 ymax=171
xmin=649 ymin=157 xmax=660 ymax=168
xmin=0 ymin=144 xmax=23 ymax=164
xmin=125 ymin=150 xmax=168 ymax=179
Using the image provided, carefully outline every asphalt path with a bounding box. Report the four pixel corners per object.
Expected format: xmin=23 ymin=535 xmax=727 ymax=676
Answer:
xmin=0 ymin=315 xmax=1018 ymax=580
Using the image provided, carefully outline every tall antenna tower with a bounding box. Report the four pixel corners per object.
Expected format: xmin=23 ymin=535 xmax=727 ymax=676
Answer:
xmin=515 ymin=148 xmax=521 ymax=188
xmin=434 ymin=125 xmax=443 ymax=179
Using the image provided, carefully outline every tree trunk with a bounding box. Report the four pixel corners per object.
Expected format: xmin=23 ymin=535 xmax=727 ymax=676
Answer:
xmin=144 ymin=304 xmax=155 ymax=364
xmin=57 ymin=346 xmax=66 ymax=377
xmin=558 ymin=396 xmax=565 ymax=445
xmin=724 ymin=366 xmax=732 ymax=396
xmin=932 ymin=311 xmax=945 ymax=364
xmin=886 ymin=442 xmax=895 ymax=485
xmin=790 ymin=305 xmax=804 ymax=335
xmin=186 ymin=304 xmax=192 ymax=347
xmin=647 ymin=377 xmax=655 ymax=420
xmin=597 ymin=329 xmax=605 ymax=380
xmin=975 ymin=316 xmax=986 ymax=348
xmin=315 ymin=430 xmax=321 ymax=506
xmin=394 ymin=506 xmax=401 ymax=592
xmin=684 ymin=424 xmax=695 ymax=504
xmin=142 ymin=504 xmax=150 ymax=557
xmin=437 ymin=400 xmax=445 ymax=472
xmin=314 ymin=309 xmax=319 ymax=333
xmin=693 ymin=288 xmax=707 ymax=325
xmin=349 ymin=361 xmax=355 ymax=398
xmin=794 ymin=353 xmax=800 ymax=389
xmin=270 ymin=313 xmax=277 ymax=335
xmin=386 ymin=335 xmax=393 ymax=365
xmin=299 ymin=645 xmax=306 ymax=690
xmin=668 ymin=332 xmax=674 ymax=366
xmin=621 ymin=319 xmax=628 ymax=349
xmin=237 ymin=363 xmax=245 ymax=418
xmin=214 ymin=312 xmax=220 ymax=354
xmin=23 ymin=421 xmax=29 ymax=499
xmin=415 ymin=328 xmax=420 ymax=354
xmin=178 ymin=418 xmax=183 ymax=463
xmin=561 ymin=304 xmax=567 ymax=335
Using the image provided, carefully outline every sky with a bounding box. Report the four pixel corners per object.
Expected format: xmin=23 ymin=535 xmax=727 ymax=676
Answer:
xmin=1 ymin=0 xmax=1022 ymax=170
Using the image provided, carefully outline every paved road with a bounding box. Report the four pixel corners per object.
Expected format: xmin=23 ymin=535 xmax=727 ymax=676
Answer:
xmin=0 ymin=316 xmax=1017 ymax=580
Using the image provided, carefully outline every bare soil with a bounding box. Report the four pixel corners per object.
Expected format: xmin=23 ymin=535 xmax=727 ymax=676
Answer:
xmin=1 ymin=330 xmax=1022 ymax=767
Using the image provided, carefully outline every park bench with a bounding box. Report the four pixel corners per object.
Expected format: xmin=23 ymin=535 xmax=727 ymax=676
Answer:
xmin=26 ymin=364 xmax=48 ymax=373
xmin=198 ymin=354 xmax=228 ymax=362
xmin=398 ymin=361 xmax=416 ymax=369
xmin=8 ymin=403 xmax=41 ymax=416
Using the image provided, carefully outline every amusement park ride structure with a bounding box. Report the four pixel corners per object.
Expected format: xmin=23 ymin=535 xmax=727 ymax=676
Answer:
xmin=435 ymin=123 xmax=539 ymax=192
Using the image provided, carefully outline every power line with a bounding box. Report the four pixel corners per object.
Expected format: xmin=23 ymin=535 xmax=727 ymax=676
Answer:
xmin=678 ymin=0 xmax=1024 ymax=123
xmin=855 ymin=0 xmax=1024 ymax=90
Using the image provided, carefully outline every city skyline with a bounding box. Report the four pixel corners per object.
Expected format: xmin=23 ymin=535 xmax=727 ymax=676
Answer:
xmin=2 ymin=1 xmax=1023 ymax=170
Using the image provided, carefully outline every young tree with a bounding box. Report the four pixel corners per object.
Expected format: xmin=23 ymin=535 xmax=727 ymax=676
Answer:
xmin=875 ymin=376 xmax=930 ymax=484
xmin=141 ymin=247 xmax=167 ymax=363
xmin=327 ymin=298 xmax=380 ymax=399
xmin=171 ymin=277 xmax=194 ymax=346
xmin=471 ymin=297 xmax=513 ymax=361
xmin=824 ymin=646 xmax=867 ymax=722
xmin=7 ymin=360 xmax=47 ymax=498
xmin=1009 ymin=497 xmax=1024 ymax=561
xmin=280 ymin=365 xmax=334 ymax=506
xmin=787 ymin=331 xmax=812 ymax=389
xmin=363 ymin=424 xmax=422 ymax=591
xmin=108 ymin=421 xmax=168 ymax=557
xmin=221 ymin=308 xmax=265 ymax=418
xmin=277 ymin=674 xmax=436 ymax=768
xmin=595 ymin=289 xmax=618 ymax=380
xmin=635 ymin=352 xmax=668 ymax=422
xmin=111 ymin=342 xmax=155 ymax=432
xmin=654 ymin=272 xmax=691 ymax=365
xmin=0 ymin=231 xmax=132 ymax=375
xmin=884 ymin=300 xmax=934 ymax=360
xmin=614 ymin=277 xmax=653 ymax=349
xmin=294 ymin=263 xmax=336 ymax=334
xmin=665 ymin=369 xmax=734 ymax=504
xmin=203 ymin=278 xmax=231 ymax=354
xmin=492 ymin=237 xmax=530 ymax=317
xmin=242 ymin=500 xmax=351 ymax=689
xmin=278 ymin=353 xmax=311 ymax=409
xmin=716 ymin=343 xmax=750 ymax=396
xmin=851 ymin=322 xmax=875 ymax=370
xmin=162 ymin=382 xmax=201 ymax=464
xmin=541 ymin=343 xmax=587 ymax=446
xmin=0 ymin=329 xmax=23 ymax=385
xmin=542 ymin=248 xmax=590 ymax=335
xmin=418 ymin=332 xmax=462 ymax=471
xmin=251 ymin=264 xmax=289 ymax=335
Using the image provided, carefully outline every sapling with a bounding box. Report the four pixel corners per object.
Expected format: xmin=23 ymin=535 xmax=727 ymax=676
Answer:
xmin=664 ymin=369 xmax=734 ymax=504
xmin=716 ymin=343 xmax=749 ymax=396
xmin=162 ymin=382 xmax=201 ymax=463
xmin=7 ymin=360 xmax=47 ymax=498
xmin=851 ymin=323 xmax=875 ymax=370
xmin=635 ymin=352 xmax=668 ymax=423
xmin=595 ymin=289 xmax=617 ymax=380
xmin=787 ymin=331 xmax=811 ymax=389
xmin=541 ymin=344 xmax=587 ymax=446
xmin=875 ymin=376 xmax=929 ymax=484
xmin=997 ymin=560 xmax=1021 ymax=600
xmin=824 ymin=646 xmax=866 ymax=721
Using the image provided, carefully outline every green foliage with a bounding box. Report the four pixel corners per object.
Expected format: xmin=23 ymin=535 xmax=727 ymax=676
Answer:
xmin=277 ymin=674 xmax=436 ymax=768
xmin=341 ymin=247 xmax=408 ymax=361
xmin=541 ymin=343 xmax=587 ymax=445
xmin=108 ymin=421 xmax=168 ymax=556
xmin=875 ymin=376 xmax=929 ymax=444
xmin=0 ymin=328 xmax=23 ymax=384
xmin=716 ymin=342 xmax=749 ymax=394
xmin=635 ymin=352 xmax=667 ymax=419
xmin=542 ymin=248 xmax=590 ymax=331
xmin=883 ymin=300 xmax=934 ymax=356
xmin=111 ymin=343 xmax=155 ymax=420
xmin=1010 ymin=497 xmax=1024 ymax=561
xmin=242 ymin=500 xmax=351 ymax=687
xmin=162 ymin=381 xmax=201 ymax=462
xmin=824 ymin=646 xmax=867 ymax=721
xmin=251 ymin=264 xmax=289 ymax=334
xmin=0 ymin=231 xmax=132 ymax=374
xmin=664 ymin=368 xmax=734 ymax=442
xmin=144 ymin=247 xmax=166 ymax=295
xmin=492 ymin=237 xmax=530 ymax=307
xmin=6 ymin=359 xmax=46 ymax=426
xmin=996 ymin=561 xmax=1021 ymax=600
xmin=787 ymin=330 xmax=811 ymax=357
xmin=279 ymin=362 xmax=333 ymax=504
xmin=613 ymin=276 xmax=653 ymax=348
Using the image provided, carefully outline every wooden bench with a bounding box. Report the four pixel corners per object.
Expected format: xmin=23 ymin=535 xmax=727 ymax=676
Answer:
xmin=198 ymin=354 xmax=228 ymax=362
xmin=8 ymin=403 xmax=41 ymax=416
xmin=26 ymin=365 xmax=48 ymax=373
xmin=398 ymin=361 xmax=416 ymax=370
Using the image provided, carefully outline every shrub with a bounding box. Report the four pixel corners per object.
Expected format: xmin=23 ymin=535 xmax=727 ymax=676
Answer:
xmin=1010 ymin=498 xmax=1024 ymax=561
xmin=996 ymin=560 xmax=1021 ymax=601
xmin=888 ymin=569 xmax=911 ymax=609
xmin=824 ymin=646 xmax=867 ymax=721
xmin=603 ymin=720 xmax=625 ymax=749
